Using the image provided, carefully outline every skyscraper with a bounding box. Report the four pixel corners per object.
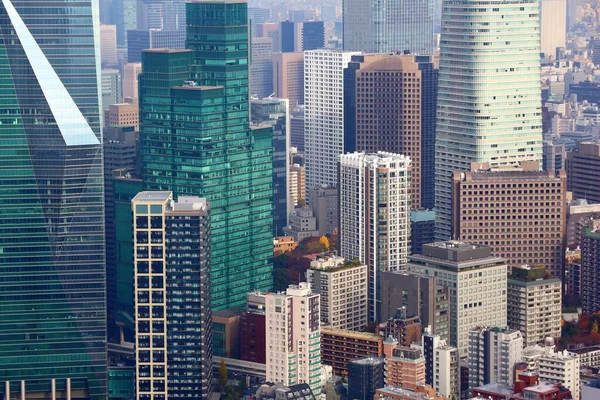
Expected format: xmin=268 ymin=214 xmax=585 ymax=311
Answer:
xmin=435 ymin=0 xmax=544 ymax=239
xmin=0 ymin=0 xmax=106 ymax=398
xmin=132 ymin=192 xmax=213 ymax=399
xmin=139 ymin=0 xmax=273 ymax=310
xmin=273 ymin=52 xmax=304 ymax=108
xmin=250 ymin=36 xmax=274 ymax=98
xmin=343 ymin=0 xmax=434 ymax=54
xmin=540 ymin=0 xmax=566 ymax=58
xmin=304 ymin=50 xmax=360 ymax=189
xmin=339 ymin=152 xmax=411 ymax=321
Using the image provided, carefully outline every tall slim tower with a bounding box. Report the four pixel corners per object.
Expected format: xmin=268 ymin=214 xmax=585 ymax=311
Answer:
xmin=435 ymin=0 xmax=543 ymax=239
xmin=0 ymin=0 xmax=106 ymax=398
xmin=140 ymin=0 xmax=273 ymax=310
xmin=343 ymin=0 xmax=435 ymax=54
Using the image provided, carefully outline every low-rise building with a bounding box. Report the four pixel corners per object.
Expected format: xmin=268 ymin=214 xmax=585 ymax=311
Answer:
xmin=539 ymin=344 xmax=580 ymax=400
xmin=320 ymin=327 xmax=384 ymax=376
xmin=383 ymin=343 xmax=426 ymax=388
xmin=374 ymin=385 xmax=445 ymax=400
xmin=274 ymin=236 xmax=298 ymax=254
xmin=283 ymin=206 xmax=319 ymax=242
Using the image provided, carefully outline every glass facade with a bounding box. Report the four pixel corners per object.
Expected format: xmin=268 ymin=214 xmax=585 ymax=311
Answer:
xmin=139 ymin=0 xmax=273 ymax=311
xmin=251 ymin=98 xmax=290 ymax=236
xmin=435 ymin=0 xmax=543 ymax=239
xmin=0 ymin=0 xmax=106 ymax=398
xmin=343 ymin=0 xmax=435 ymax=54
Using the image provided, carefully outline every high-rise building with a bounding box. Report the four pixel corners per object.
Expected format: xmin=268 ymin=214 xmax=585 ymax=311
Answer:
xmin=435 ymin=0 xmax=543 ymax=239
xmin=343 ymin=53 xmax=438 ymax=209
xmin=104 ymin=126 xmax=137 ymax=320
xmin=239 ymin=292 xmax=267 ymax=364
xmin=410 ymin=210 xmax=436 ymax=255
xmin=309 ymin=186 xmax=339 ymax=236
xmin=100 ymin=24 xmax=118 ymax=67
xmin=408 ymin=242 xmax=508 ymax=357
xmin=348 ymin=358 xmax=385 ymax=400
xmin=114 ymin=0 xmax=138 ymax=45
xmin=127 ymin=29 xmax=186 ymax=63
xmin=280 ymin=21 xmax=302 ymax=52
xmin=507 ymin=265 xmax=562 ymax=346
xmin=256 ymin=22 xmax=280 ymax=52
xmin=468 ymin=328 xmax=524 ymax=388
xmin=566 ymin=142 xmax=600 ymax=204
xmin=304 ymin=50 xmax=360 ymax=189
xmin=250 ymin=98 xmax=290 ymax=234
xmin=132 ymin=192 xmax=213 ymax=399
xmin=265 ymin=283 xmax=322 ymax=396
xmin=273 ymin=52 xmax=304 ymax=108
xmin=380 ymin=272 xmax=449 ymax=341
xmin=343 ymin=0 xmax=434 ymax=54
xmin=140 ymin=0 xmax=187 ymax=31
xmin=0 ymin=0 xmax=106 ymax=397
xmin=421 ymin=332 xmax=459 ymax=399
xmin=451 ymin=162 xmax=567 ymax=276
xmin=101 ymin=68 xmax=123 ymax=110
xmin=543 ymin=141 xmax=566 ymax=175
xmin=289 ymin=164 xmax=306 ymax=207
xmin=339 ymin=152 xmax=411 ymax=321
xmin=307 ymin=254 xmax=368 ymax=330
xmin=540 ymin=0 xmax=566 ymax=58
xmin=250 ymin=37 xmax=274 ymax=98
xmin=139 ymin=0 xmax=273 ymax=310
xmin=122 ymin=62 xmax=142 ymax=102
xmin=248 ymin=7 xmax=271 ymax=36
xmin=302 ymin=21 xmax=325 ymax=51
xmin=582 ymin=225 xmax=600 ymax=314
xmin=107 ymin=102 xmax=140 ymax=131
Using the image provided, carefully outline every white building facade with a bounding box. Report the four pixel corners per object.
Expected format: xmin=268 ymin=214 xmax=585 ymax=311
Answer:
xmin=265 ymin=283 xmax=322 ymax=395
xmin=339 ymin=152 xmax=411 ymax=321
xmin=304 ymin=50 xmax=360 ymax=190
xmin=539 ymin=344 xmax=580 ymax=400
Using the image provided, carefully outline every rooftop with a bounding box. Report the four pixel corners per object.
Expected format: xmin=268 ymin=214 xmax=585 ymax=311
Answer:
xmin=320 ymin=327 xmax=382 ymax=341
xmin=132 ymin=191 xmax=172 ymax=202
xmin=142 ymin=48 xmax=191 ymax=54
xmin=351 ymin=357 xmax=385 ymax=366
xmin=474 ymin=382 xmax=515 ymax=395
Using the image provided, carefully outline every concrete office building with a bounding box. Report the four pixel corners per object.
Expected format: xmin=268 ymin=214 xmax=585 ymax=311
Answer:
xmin=127 ymin=29 xmax=186 ymax=63
xmin=468 ymin=328 xmax=524 ymax=388
xmin=304 ymin=50 xmax=360 ymax=189
xmin=132 ymin=192 xmax=213 ymax=399
xmin=290 ymin=106 xmax=305 ymax=149
xmin=566 ymin=200 xmax=600 ymax=248
xmin=344 ymin=53 xmax=438 ymax=209
xmin=408 ymin=242 xmax=508 ymax=357
xmin=307 ymin=254 xmax=368 ymax=330
xmin=122 ymin=62 xmax=142 ymax=102
xmin=100 ymin=24 xmax=118 ymax=67
xmin=265 ymin=283 xmax=322 ymax=396
xmin=380 ymin=271 xmax=449 ymax=341
xmin=250 ymin=37 xmax=274 ymax=98
xmin=342 ymin=0 xmax=434 ymax=54
xmin=435 ymin=0 xmax=543 ymax=239
xmin=452 ymin=161 xmax=567 ymax=276
xmin=543 ymin=141 xmax=566 ymax=175
xmin=320 ymin=328 xmax=384 ymax=376
xmin=257 ymin=22 xmax=280 ymax=52
xmin=107 ymin=102 xmax=139 ymax=131
xmin=302 ymin=21 xmax=325 ymax=51
xmin=540 ymin=0 xmax=566 ymax=58
xmin=273 ymin=52 xmax=304 ymax=108
xmin=508 ymin=265 xmax=562 ymax=346
xmin=283 ymin=206 xmax=320 ymax=242
xmin=339 ymin=152 xmax=411 ymax=321
xmin=566 ymin=142 xmax=600 ymax=205
xmin=422 ymin=332 xmax=459 ymax=398
xmin=410 ymin=210 xmax=436 ymax=255
xmin=309 ymin=186 xmax=338 ymax=236
xmin=582 ymin=225 xmax=600 ymax=314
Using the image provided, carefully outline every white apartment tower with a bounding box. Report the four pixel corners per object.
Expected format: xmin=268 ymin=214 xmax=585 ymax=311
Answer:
xmin=408 ymin=242 xmax=508 ymax=357
xmin=339 ymin=152 xmax=411 ymax=321
xmin=265 ymin=283 xmax=322 ymax=395
xmin=435 ymin=0 xmax=544 ymax=239
xmin=304 ymin=50 xmax=360 ymax=190
xmin=468 ymin=327 xmax=524 ymax=388
xmin=307 ymin=254 xmax=368 ymax=330
xmin=422 ymin=331 xmax=459 ymax=398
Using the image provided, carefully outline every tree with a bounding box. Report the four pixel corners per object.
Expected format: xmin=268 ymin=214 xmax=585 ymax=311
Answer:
xmin=328 ymin=227 xmax=339 ymax=251
xmin=319 ymin=235 xmax=330 ymax=250
xmin=223 ymin=383 xmax=239 ymax=400
xmin=218 ymin=359 xmax=228 ymax=390
xmin=593 ymin=321 xmax=599 ymax=335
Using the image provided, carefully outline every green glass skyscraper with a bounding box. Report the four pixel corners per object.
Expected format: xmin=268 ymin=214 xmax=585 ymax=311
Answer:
xmin=139 ymin=0 xmax=273 ymax=310
xmin=0 ymin=0 xmax=106 ymax=398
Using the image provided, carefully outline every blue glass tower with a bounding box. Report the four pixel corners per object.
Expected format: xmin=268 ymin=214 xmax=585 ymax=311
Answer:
xmin=0 ymin=0 xmax=106 ymax=398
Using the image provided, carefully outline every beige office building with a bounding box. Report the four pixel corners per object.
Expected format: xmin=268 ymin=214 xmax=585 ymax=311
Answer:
xmin=123 ymin=62 xmax=142 ymax=102
xmin=452 ymin=161 xmax=567 ymax=276
xmin=273 ymin=52 xmax=304 ymax=108
xmin=107 ymin=103 xmax=139 ymax=131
